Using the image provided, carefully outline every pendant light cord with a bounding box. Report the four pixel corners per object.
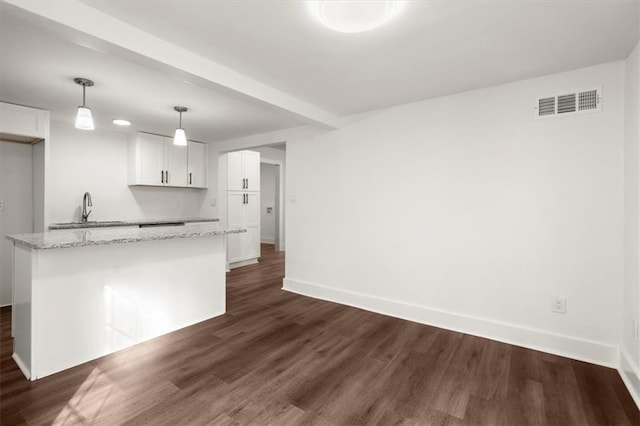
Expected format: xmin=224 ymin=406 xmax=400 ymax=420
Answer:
xmin=82 ymin=83 xmax=86 ymax=107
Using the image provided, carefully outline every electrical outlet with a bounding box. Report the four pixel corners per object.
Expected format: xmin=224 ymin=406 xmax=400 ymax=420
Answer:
xmin=0 ymin=200 xmax=4 ymax=211
xmin=552 ymin=297 xmax=566 ymax=314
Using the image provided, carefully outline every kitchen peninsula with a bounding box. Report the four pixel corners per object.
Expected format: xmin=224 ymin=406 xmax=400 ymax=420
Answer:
xmin=6 ymin=223 xmax=245 ymax=380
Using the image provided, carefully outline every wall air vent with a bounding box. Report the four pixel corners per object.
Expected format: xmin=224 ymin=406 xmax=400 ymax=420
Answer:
xmin=557 ymin=93 xmax=576 ymax=114
xmin=535 ymin=87 xmax=601 ymax=119
xmin=538 ymin=97 xmax=555 ymax=116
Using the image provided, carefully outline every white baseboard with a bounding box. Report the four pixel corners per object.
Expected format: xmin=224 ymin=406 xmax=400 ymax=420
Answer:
xmin=282 ymin=277 xmax=619 ymax=369
xmin=261 ymin=237 xmax=275 ymax=244
xmin=12 ymin=353 xmax=31 ymax=380
xmin=619 ymin=349 xmax=640 ymax=410
xmin=229 ymin=258 xmax=258 ymax=269
xmin=0 ymin=303 xmax=11 ymax=308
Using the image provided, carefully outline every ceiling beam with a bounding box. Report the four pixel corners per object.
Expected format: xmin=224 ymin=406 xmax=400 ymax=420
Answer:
xmin=5 ymin=0 xmax=340 ymax=129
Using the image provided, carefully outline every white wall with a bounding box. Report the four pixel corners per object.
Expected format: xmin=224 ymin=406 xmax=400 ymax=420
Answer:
xmin=260 ymin=163 xmax=277 ymax=243
xmin=280 ymin=61 xmax=625 ymax=367
xmin=48 ymin=123 xmax=208 ymax=224
xmin=622 ymin=38 xmax=640 ymax=406
xmin=0 ymin=141 xmax=33 ymax=306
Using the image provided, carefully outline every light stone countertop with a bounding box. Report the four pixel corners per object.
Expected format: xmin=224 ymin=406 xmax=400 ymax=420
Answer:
xmin=7 ymin=223 xmax=244 ymax=250
xmin=48 ymin=217 xmax=219 ymax=230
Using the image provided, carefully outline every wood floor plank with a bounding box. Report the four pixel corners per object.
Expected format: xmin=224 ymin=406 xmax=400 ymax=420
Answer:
xmin=1 ymin=244 xmax=638 ymax=425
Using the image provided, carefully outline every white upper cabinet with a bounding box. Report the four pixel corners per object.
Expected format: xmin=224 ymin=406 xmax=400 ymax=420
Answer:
xmin=0 ymin=102 xmax=48 ymax=139
xmin=128 ymin=132 xmax=208 ymax=188
xmin=187 ymin=141 xmax=208 ymax=188
xmin=243 ymin=151 xmax=260 ymax=192
xmin=226 ymin=150 xmax=260 ymax=192
xmin=133 ymin=132 xmax=165 ymax=185
xmin=227 ymin=151 xmax=245 ymax=191
xmin=166 ymin=140 xmax=188 ymax=187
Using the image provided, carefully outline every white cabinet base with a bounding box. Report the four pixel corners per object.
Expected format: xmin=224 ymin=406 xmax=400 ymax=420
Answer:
xmin=12 ymin=236 xmax=226 ymax=380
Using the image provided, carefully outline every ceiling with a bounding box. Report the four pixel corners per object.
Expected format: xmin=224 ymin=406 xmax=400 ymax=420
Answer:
xmin=82 ymin=0 xmax=640 ymax=114
xmin=0 ymin=5 xmax=302 ymax=142
xmin=1 ymin=0 xmax=639 ymax=142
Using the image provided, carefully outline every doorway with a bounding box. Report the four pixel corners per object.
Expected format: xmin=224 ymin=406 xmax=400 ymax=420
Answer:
xmin=0 ymin=139 xmax=44 ymax=307
xmin=260 ymin=163 xmax=281 ymax=250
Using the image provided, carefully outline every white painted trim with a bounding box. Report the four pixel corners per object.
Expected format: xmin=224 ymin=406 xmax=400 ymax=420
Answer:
xmin=619 ymin=349 xmax=640 ymax=410
xmin=261 ymin=237 xmax=275 ymax=244
xmin=283 ymin=277 xmax=619 ymax=368
xmin=0 ymin=303 xmax=11 ymax=308
xmin=229 ymin=258 xmax=259 ymax=269
xmin=12 ymin=353 xmax=31 ymax=380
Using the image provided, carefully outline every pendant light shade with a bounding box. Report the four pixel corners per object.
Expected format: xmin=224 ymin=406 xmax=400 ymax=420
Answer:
xmin=174 ymin=127 xmax=187 ymax=146
xmin=173 ymin=106 xmax=188 ymax=146
xmin=75 ymin=106 xmax=94 ymax=130
xmin=74 ymin=78 xmax=95 ymax=130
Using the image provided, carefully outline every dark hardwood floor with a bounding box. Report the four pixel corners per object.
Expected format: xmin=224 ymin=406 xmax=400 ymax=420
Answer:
xmin=1 ymin=243 xmax=638 ymax=425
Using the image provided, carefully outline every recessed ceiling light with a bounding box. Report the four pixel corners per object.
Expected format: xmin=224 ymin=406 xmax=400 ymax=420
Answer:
xmin=311 ymin=1 xmax=404 ymax=33
xmin=112 ymin=119 xmax=131 ymax=126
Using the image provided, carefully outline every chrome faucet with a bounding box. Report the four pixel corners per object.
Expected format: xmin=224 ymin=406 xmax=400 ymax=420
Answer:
xmin=82 ymin=192 xmax=92 ymax=223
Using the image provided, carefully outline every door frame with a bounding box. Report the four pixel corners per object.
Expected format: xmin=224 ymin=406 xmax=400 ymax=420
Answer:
xmin=260 ymin=158 xmax=284 ymax=252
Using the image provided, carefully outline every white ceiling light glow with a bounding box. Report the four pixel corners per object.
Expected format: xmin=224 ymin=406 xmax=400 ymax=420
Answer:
xmin=311 ymin=1 xmax=404 ymax=33
xmin=112 ymin=118 xmax=131 ymax=126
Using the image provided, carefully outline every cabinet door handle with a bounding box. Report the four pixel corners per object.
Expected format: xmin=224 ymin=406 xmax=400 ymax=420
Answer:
xmin=161 ymin=170 xmax=164 ymax=183
xmin=189 ymin=172 xmax=192 ymax=185
xmin=166 ymin=170 xmax=169 ymax=184
xmin=246 ymin=178 xmax=249 ymax=189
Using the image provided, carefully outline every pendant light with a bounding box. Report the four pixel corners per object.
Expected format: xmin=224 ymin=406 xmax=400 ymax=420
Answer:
xmin=74 ymin=77 xmax=95 ymax=130
xmin=173 ymin=106 xmax=188 ymax=146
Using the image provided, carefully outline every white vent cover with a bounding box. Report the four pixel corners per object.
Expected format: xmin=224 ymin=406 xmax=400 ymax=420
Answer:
xmin=535 ymin=87 xmax=601 ymax=119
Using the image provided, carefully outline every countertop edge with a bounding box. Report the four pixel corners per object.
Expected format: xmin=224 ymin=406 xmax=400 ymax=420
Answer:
xmin=7 ymin=227 xmax=246 ymax=250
